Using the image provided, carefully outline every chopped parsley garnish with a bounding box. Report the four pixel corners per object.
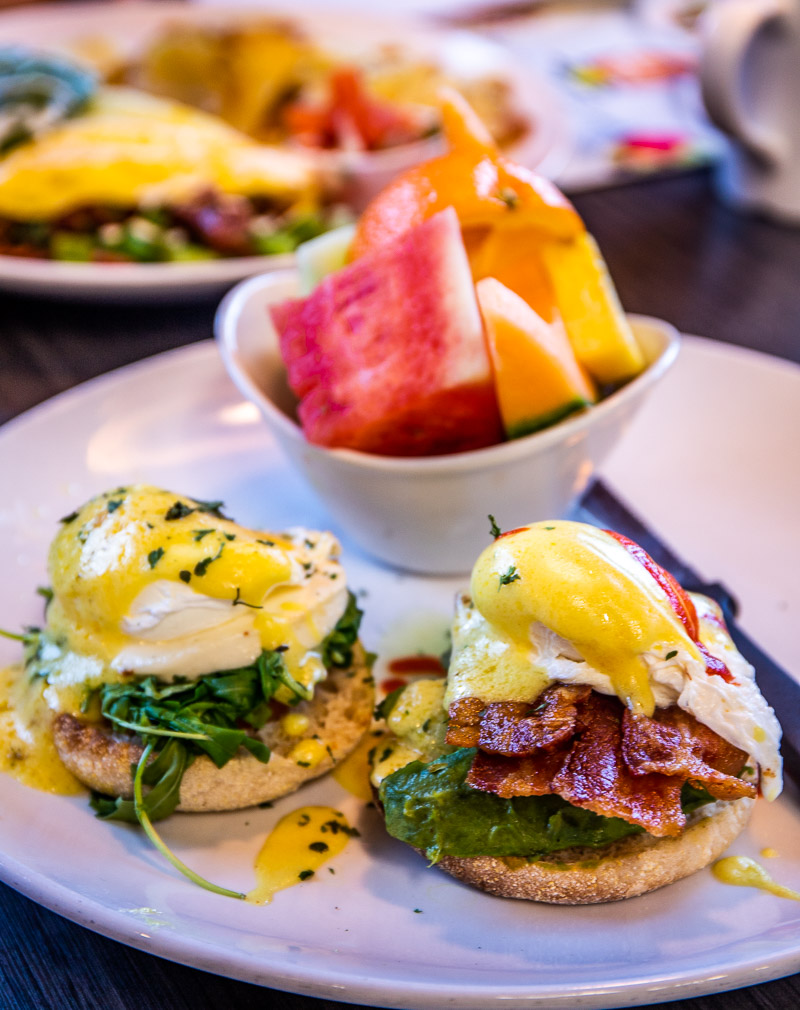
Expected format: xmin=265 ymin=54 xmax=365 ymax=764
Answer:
xmin=107 ymin=498 xmax=123 ymax=513
xmin=309 ymin=841 xmax=329 ymax=853
xmin=165 ymin=501 xmax=194 ymax=521
xmin=179 ymin=570 xmax=191 ymax=583
xmin=665 ymin=650 xmax=678 ymax=661
xmin=192 ymin=529 xmax=214 ymax=541
xmin=194 ymin=543 xmax=224 ymax=577
xmin=488 ymin=514 xmax=502 ymax=539
xmin=498 ymin=566 xmax=521 ymax=588
xmin=256 ymin=539 xmax=275 ymax=547
xmin=232 ymin=587 xmax=262 ymax=609
xmin=59 ymin=510 xmax=79 ymax=524
xmin=147 ymin=547 xmax=165 ymax=569
xmin=165 ymin=498 xmax=228 ymax=522
xmin=298 ymin=870 xmax=314 ymax=881
xmin=321 ymin=820 xmax=360 ymax=838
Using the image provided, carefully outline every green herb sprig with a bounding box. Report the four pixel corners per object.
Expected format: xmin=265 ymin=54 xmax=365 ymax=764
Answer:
xmin=498 ymin=566 xmax=521 ymax=589
xmin=87 ymin=590 xmax=363 ymax=895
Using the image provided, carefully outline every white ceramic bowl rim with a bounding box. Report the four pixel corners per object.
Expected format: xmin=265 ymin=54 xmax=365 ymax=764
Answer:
xmin=216 ymin=270 xmax=680 ymax=475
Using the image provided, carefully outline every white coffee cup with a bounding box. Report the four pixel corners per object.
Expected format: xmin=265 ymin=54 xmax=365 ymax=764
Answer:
xmin=701 ymin=0 xmax=800 ymax=221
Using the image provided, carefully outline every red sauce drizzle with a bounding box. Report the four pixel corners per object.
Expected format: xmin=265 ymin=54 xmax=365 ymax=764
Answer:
xmin=381 ymin=655 xmax=448 ymax=696
xmin=388 ymin=656 xmax=447 ymax=676
xmin=696 ymin=642 xmax=735 ymax=682
xmin=381 ymin=677 xmax=408 ymax=695
xmin=604 ymin=530 xmax=734 ymax=682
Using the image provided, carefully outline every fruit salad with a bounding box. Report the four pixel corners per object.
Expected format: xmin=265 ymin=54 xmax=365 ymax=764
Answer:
xmin=270 ymin=91 xmax=645 ymax=457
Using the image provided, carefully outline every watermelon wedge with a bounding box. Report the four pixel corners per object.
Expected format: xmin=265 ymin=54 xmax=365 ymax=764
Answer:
xmin=271 ymin=207 xmax=503 ymax=456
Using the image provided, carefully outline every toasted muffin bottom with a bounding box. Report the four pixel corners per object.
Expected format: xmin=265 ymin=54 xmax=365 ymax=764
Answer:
xmin=434 ymin=796 xmax=753 ymax=903
xmin=53 ymin=646 xmax=374 ymax=812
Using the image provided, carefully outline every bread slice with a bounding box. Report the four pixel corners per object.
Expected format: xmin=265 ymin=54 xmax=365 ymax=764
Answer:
xmin=52 ymin=645 xmax=374 ymax=812
xmin=435 ymin=796 xmax=753 ymax=903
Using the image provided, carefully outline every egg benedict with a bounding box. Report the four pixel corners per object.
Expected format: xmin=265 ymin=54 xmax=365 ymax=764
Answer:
xmin=0 ymin=59 xmax=341 ymax=262
xmin=372 ymin=520 xmax=782 ymax=903
xmin=7 ymin=486 xmax=373 ymax=894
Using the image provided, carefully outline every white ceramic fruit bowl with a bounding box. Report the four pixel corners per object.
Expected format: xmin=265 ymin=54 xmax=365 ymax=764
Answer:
xmin=215 ymin=271 xmax=680 ymax=574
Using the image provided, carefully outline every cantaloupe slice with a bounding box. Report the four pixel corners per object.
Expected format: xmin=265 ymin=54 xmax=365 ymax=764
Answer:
xmin=476 ymin=277 xmax=597 ymax=439
xmin=539 ymin=232 xmax=644 ymax=385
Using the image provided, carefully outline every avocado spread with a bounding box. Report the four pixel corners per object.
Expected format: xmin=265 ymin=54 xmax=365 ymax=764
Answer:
xmin=379 ymin=747 xmax=713 ymax=863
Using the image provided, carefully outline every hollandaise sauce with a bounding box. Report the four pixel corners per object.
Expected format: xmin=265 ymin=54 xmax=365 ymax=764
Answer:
xmin=713 ymin=857 xmax=800 ymax=901
xmin=247 ymin=806 xmax=356 ymax=905
xmin=46 ymin=486 xmax=348 ymax=696
xmin=469 ymin=521 xmax=702 ymax=714
xmin=0 ymin=665 xmax=82 ymax=795
xmin=332 ymin=732 xmax=377 ymax=801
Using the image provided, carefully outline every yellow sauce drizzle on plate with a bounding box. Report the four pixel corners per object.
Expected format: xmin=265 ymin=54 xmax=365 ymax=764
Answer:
xmin=332 ymin=732 xmax=376 ymax=801
xmin=713 ymin=856 xmax=800 ymax=901
xmin=0 ymin=666 xmax=82 ymax=795
xmin=247 ymin=805 xmax=355 ymax=905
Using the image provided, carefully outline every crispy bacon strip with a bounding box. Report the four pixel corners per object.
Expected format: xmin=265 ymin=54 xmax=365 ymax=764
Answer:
xmin=481 ymin=684 xmax=589 ymax=756
xmin=622 ymin=707 xmax=755 ymax=801
xmin=455 ymin=690 xmax=753 ymax=838
xmin=468 ymin=747 xmax=567 ymax=798
xmin=446 ymin=697 xmax=483 ymax=748
xmin=551 ymin=693 xmax=686 ymax=837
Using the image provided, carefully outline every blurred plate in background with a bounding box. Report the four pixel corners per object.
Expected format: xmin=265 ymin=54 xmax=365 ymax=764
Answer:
xmin=0 ymin=2 xmax=568 ymax=301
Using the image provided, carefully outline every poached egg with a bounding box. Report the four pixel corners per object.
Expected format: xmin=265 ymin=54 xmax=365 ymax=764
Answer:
xmin=446 ymin=520 xmax=782 ymax=800
xmin=39 ymin=486 xmax=348 ymax=713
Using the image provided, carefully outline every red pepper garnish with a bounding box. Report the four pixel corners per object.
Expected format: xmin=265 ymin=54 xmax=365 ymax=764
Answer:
xmin=284 ymin=67 xmax=421 ymax=151
xmin=496 ymin=526 xmax=530 ymax=540
xmin=604 ymin=530 xmax=734 ymax=681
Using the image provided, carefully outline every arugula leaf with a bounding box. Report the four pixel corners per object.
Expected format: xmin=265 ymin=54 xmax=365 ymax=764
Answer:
xmin=132 ymin=741 xmax=245 ymax=899
xmin=91 ymin=738 xmax=189 ymax=824
xmin=321 ymin=591 xmax=363 ymax=669
xmin=375 ymin=685 xmax=406 ymax=721
xmin=82 ymin=587 xmax=362 ymax=896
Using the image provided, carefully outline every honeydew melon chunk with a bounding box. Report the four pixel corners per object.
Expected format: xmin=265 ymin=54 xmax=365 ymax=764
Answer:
xmin=476 ymin=277 xmax=597 ymax=439
xmin=540 ymin=232 xmax=644 ymax=385
xmin=295 ymin=223 xmax=357 ymax=296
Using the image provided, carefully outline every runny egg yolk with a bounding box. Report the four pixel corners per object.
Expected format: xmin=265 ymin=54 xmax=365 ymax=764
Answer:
xmin=469 ymin=520 xmax=702 ymax=715
xmin=44 ymin=486 xmax=346 ymax=700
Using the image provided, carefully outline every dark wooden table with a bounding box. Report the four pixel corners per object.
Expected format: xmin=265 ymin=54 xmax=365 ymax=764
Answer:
xmin=1 ymin=168 xmax=799 ymax=1010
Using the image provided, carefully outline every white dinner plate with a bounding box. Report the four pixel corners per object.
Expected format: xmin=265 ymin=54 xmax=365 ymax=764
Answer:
xmin=0 ymin=336 xmax=798 ymax=1008
xmin=0 ymin=1 xmax=567 ymax=301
